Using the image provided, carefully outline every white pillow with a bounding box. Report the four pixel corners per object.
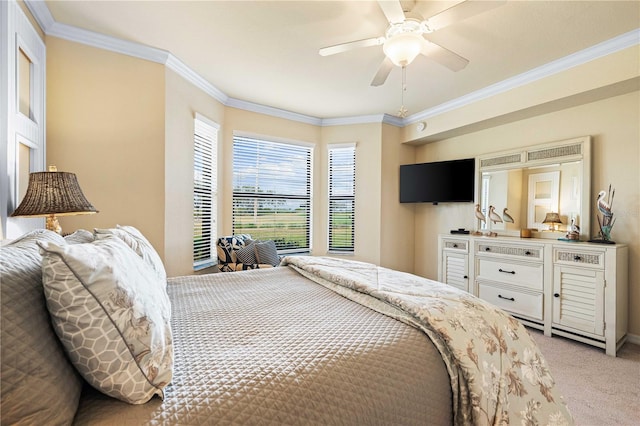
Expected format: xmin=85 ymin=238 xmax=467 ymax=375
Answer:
xmin=94 ymin=225 xmax=167 ymax=285
xmin=39 ymin=236 xmax=173 ymax=404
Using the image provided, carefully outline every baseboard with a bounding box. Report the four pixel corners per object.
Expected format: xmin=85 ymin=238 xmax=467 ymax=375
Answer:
xmin=625 ymin=333 xmax=640 ymax=345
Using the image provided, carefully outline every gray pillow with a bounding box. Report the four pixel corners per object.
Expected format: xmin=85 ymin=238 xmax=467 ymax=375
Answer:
xmin=64 ymin=228 xmax=95 ymax=244
xmin=236 ymin=241 xmax=257 ymax=264
xmin=254 ymin=240 xmax=280 ymax=266
xmin=1 ymin=229 xmax=83 ymax=425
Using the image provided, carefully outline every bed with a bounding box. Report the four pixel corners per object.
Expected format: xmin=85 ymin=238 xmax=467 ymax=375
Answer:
xmin=1 ymin=229 xmax=573 ymax=425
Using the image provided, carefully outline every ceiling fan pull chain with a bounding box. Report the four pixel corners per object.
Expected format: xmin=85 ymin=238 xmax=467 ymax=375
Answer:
xmin=398 ymin=65 xmax=408 ymax=118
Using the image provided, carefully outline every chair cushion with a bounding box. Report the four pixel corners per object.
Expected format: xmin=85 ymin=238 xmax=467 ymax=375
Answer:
xmin=216 ymin=234 xmax=251 ymax=265
xmin=1 ymin=230 xmax=83 ymax=425
xmin=254 ymin=240 xmax=281 ymax=266
xmin=39 ymin=236 xmax=173 ymax=405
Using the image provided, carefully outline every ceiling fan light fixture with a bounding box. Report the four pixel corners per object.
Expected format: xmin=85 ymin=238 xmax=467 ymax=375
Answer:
xmin=383 ymin=32 xmax=423 ymax=67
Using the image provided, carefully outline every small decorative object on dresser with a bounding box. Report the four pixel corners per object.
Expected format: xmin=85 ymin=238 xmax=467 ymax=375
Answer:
xmin=473 ymin=204 xmax=486 ymax=235
xmin=589 ymin=184 xmax=616 ymax=244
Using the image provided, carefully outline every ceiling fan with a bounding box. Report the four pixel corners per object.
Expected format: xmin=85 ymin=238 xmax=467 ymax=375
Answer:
xmin=319 ymin=0 xmax=505 ymax=86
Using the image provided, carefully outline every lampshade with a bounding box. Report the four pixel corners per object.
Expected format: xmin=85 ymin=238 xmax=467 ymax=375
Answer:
xmin=383 ymin=32 xmax=423 ymax=67
xmin=11 ymin=166 xmax=98 ymax=234
xmin=542 ymin=212 xmax=562 ymax=231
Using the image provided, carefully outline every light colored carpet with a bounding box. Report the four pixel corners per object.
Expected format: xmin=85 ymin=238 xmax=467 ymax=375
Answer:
xmin=530 ymin=329 xmax=640 ymax=426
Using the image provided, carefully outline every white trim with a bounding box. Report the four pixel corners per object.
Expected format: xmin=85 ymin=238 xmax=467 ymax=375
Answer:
xmin=404 ymin=28 xmax=640 ymax=125
xmin=626 ymin=333 xmax=640 ymax=346
xmin=194 ymin=112 xmax=220 ymax=130
xmin=327 ymin=142 xmax=356 ymax=150
xmin=226 ymin=97 xmax=321 ymax=126
xmin=23 ymin=1 xmax=640 ymax=128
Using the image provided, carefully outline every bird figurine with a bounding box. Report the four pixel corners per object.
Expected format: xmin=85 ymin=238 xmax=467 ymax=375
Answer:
xmin=488 ymin=205 xmax=503 ymax=224
xmin=597 ymin=189 xmax=613 ymax=217
xmin=474 ymin=204 xmax=486 ymax=224
xmin=502 ymin=207 xmax=514 ymax=223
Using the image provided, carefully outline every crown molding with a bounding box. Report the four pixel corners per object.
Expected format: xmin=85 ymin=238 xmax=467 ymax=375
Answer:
xmin=405 ymin=28 xmax=640 ymax=125
xmin=226 ymin=98 xmax=322 ymax=126
xmin=23 ymin=0 xmax=640 ymax=129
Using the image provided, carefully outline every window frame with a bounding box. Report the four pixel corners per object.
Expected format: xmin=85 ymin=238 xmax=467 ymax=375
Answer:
xmin=327 ymin=143 xmax=356 ymax=254
xmin=232 ymin=133 xmax=313 ymax=254
xmin=192 ymin=113 xmax=219 ymax=271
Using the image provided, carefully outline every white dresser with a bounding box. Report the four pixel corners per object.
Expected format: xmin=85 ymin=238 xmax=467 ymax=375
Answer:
xmin=438 ymin=234 xmax=628 ymax=356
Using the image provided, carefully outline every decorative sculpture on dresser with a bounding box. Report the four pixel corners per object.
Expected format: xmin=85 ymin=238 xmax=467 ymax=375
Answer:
xmin=502 ymin=208 xmax=514 ymax=224
xmin=473 ymin=204 xmax=486 ymax=236
xmin=590 ymin=184 xmax=616 ymax=244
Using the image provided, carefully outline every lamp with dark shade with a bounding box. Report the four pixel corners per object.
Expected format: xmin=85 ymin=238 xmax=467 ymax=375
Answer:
xmin=542 ymin=212 xmax=562 ymax=232
xmin=11 ymin=166 xmax=98 ymax=234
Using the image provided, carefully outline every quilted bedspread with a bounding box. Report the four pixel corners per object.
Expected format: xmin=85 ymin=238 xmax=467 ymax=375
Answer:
xmin=282 ymin=256 xmax=573 ymax=426
xmin=73 ymin=265 xmax=452 ymax=425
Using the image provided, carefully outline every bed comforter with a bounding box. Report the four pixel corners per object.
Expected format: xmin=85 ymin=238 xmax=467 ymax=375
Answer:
xmin=282 ymin=256 xmax=572 ymax=425
xmin=73 ymin=264 xmax=453 ymax=425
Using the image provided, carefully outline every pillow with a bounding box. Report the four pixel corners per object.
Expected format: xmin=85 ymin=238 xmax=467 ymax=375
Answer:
xmin=236 ymin=240 xmax=257 ymax=264
xmin=254 ymin=240 xmax=280 ymax=266
xmin=94 ymin=225 xmax=166 ymax=285
xmin=64 ymin=228 xmax=95 ymax=244
xmin=1 ymin=229 xmax=83 ymax=425
xmin=216 ymin=234 xmax=251 ymax=264
xmin=38 ymin=236 xmax=173 ymax=405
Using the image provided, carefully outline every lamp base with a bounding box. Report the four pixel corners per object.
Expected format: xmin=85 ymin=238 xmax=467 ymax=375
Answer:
xmin=46 ymin=215 xmax=62 ymax=234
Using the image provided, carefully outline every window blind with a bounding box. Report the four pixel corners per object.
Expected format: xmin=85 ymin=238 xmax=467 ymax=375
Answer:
xmin=233 ymin=135 xmax=312 ymax=253
xmin=193 ymin=116 xmax=218 ymax=270
xmin=328 ymin=145 xmax=355 ymax=252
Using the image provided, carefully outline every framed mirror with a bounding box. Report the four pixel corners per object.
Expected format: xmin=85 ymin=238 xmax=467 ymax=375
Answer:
xmin=475 ymin=136 xmax=591 ymax=240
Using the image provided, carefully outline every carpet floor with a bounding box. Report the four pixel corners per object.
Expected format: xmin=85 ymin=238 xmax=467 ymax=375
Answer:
xmin=530 ymin=329 xmax=640 ymax=426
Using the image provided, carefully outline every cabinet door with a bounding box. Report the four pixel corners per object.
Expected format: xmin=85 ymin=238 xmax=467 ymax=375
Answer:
xmin=443 ymin=252 xmax=469 ymax=292
xmin=553 ymin=265 xmax=604 ymax=336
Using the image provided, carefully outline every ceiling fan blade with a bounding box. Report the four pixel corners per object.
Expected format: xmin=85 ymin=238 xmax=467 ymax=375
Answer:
xmin=377 ymin=0 xmax=406 ymax=24
xmin=420 ymin=40 xmax=469 ymax=71
xmin=425 ymin=0 xmax=506 ymax=31
xmin=319 ymin=37 xmax=385 ymax=56
xmin=371 ymin=57 xmax=394 ymax=87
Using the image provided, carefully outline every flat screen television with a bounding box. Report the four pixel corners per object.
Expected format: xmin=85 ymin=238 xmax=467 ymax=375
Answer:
xmin=399 ymin=158 xmax=475 ymax=204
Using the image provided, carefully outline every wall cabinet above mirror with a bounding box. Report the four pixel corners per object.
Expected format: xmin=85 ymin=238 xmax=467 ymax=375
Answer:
xmin=475 ymin=136 xmax=591 ymax=240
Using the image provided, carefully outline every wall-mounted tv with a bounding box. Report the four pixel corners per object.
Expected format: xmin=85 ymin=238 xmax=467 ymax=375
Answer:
xmin=399 ymin=158 xmax=475 ymax=204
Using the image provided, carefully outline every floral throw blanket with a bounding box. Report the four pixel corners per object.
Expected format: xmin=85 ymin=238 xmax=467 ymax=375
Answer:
xmin=281 ymin=256 xmax=573 ymax=426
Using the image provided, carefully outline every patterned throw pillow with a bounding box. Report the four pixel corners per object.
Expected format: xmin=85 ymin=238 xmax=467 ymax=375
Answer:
xmin=1 ymin=230 xmax=83 ymax=425
xmin=39 ymin=236 xmax=173 ymax=405
xmin=236 ymin=240 xmax=257 ymax=264
xmin=94 ymin=225 xmax=166 ymax=285
xmin=254 ymin=240 xmax=280 ymax=266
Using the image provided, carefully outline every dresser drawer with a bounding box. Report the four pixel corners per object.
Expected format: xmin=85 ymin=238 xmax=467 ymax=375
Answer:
xmin=478 ymin=282 xmax=543 ymax=321
xmin=477 ymin=258 xmax=543 ymax=291
xmin=476 ymin=242 xmax=543 ymax=261
xmin=442 ymin=238 xmax=468 ymax=253
xmin=554 ymin=248 xmax=604 ymax=269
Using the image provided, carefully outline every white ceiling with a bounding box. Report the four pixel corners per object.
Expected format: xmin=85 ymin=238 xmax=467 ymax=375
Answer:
xmin=43 ymin=0 xmax=640 ymax=120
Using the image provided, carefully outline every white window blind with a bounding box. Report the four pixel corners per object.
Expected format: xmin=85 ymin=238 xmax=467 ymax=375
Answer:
xmin=328 ymin=144 xmax=355 ymax=252
xmin=193 ymin=115 xmax=218 ymax=270
xmin=232 ymin=135 xmax=312 ymax=253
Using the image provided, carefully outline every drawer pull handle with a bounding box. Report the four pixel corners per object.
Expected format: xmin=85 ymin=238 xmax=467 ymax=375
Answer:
xmin=485 ymin=247 xmax=491 ymax=252
xmin=463 ymin=275 xmax=468 ymax=279
xmin=554 ymin=293 xmax=560 ymax=298
xmin=498 ymin=294 xmax=515 ymax=301
xmin=525 ymin=251 xmax=532 ymax=256
xmin=574 ymin=255 xmax=582 ymax=261
xmin=498 ymin=268 xmax=516 ymax=275
xmin=453 ymin=244 xmax=458 ymax=248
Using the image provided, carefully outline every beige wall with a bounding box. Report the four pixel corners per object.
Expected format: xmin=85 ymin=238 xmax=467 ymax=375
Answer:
xmin=413 ymin=91 xmax=640 ymax=336
xmin=46 ymin=37 xmax=166 ymax=257
xmin=164 ymin=68 xmax=225 ymax=276
xmin=380 ymin=123 xmax=415 ymax=272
